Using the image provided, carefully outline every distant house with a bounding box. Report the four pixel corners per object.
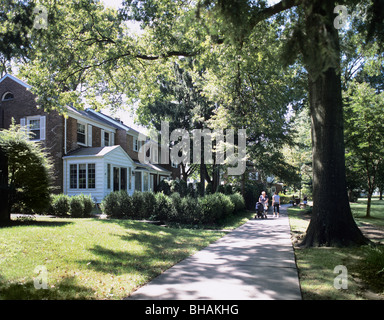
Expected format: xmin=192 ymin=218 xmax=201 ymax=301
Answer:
xmin=0 ymin=74 xmax=180 ymax=202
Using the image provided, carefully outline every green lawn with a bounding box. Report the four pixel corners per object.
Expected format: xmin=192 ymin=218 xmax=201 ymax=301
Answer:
xmin=351 ymin=198 xmax=384 ymax=227
xmin=0 ymin=216 xmax=231 ymax=300
xmin=288 ymin=199 xmax=384 ymax=300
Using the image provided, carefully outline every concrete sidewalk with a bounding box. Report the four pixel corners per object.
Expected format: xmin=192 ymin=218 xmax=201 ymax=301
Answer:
xmin=127 ymin=205 xmax=302 ymax=300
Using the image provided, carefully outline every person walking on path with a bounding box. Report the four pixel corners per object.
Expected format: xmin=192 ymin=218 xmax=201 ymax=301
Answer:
xmin=272 ymin=191 xmax=280 ymax=218
xmin=259 ymin=191 xmax=269 ymax=215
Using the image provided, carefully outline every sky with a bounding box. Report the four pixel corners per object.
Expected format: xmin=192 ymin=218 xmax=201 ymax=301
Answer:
xmin=101 ymin=0 xmax=122 ymax=9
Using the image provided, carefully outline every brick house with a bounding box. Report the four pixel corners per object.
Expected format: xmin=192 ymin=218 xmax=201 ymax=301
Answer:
xmin=0 ymin=74 xmax=180 ymax=202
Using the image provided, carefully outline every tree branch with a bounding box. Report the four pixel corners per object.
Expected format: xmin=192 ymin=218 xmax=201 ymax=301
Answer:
xmin=135 ymin=50 xmax=199 ymax=60
xmin=249 ymin=0 xmax=303 ymax=29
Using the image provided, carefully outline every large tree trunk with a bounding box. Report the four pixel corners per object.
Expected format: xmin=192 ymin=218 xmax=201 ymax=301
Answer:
xmin=0 ymin=147 xmax=9 ymax=224
xmin=300 ymin=1 xmax=368 ymax=247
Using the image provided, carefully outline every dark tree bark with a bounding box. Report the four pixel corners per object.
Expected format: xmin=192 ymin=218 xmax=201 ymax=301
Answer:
xmin=0 ymin=147 xmax=9 ymax=224
xmin=300 ymin=1 xmax=369 ymax=247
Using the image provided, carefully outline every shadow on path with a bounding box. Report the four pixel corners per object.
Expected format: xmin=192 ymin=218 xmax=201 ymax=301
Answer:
xmin=126 ymin=205 xmax=302 ymax=300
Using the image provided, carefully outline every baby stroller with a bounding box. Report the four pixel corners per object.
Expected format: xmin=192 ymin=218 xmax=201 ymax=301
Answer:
xmin=255 ymin=202 xmax=267 ymax=219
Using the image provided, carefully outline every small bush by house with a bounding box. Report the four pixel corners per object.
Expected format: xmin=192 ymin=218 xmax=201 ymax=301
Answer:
xmin=50 ymin=194 xmax=70 ymax=216
xmin=49 ymin=193 xmax=94 ymax=217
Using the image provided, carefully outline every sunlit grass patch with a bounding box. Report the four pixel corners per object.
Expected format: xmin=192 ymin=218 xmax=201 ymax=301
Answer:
xmin=0 ymin=217 xmax=225 ymax=300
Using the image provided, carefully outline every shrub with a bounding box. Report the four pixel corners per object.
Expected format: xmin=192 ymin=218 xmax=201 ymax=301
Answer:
xmin=187 ymin=183 xmax=197 ymax=198
xmin=198 ymin=193 xmax=223 ymax=224
xmin=100 ymin=191 xmax=120 ymax=217
xmin=78 ymin=194 xmax=94 ymax=217
xmin=155 ymin=192 xmax=176 ymax=221
xmin=51 ymin=194 xmax=70 ymax=216
xmin=0 ymin=121 xmax=53 ymax=214
xmin=131 ymin=191 xmax=145 ymax=219
xmin=156 ymin=179 xmax=171 ymax=195
xmin=170 ymin=192 xmax=182 ymax=215
xmin=69 ymin=195 xmax=84 ymax=218
xmin=118 ymin=190 xmax=133 ymax=218
xmin=217 ymin=193 xmax=235 ymax=216
xmin=229 ymin=193 xmax=246 ymax=213
xmin=142 ymin=191 xmax=156 ymax=219
xmin=179 ymin=196 xmax=200 ymax=224
xmin=100 ymin=191 xmax=132 ymax=218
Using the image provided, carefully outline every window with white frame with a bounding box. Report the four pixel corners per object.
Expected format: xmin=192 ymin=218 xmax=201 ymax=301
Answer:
xmin=29 ymin=118 xmax=41 ymax=140
xmin=77 ymin=123 xmax=86 ymax=145
xmin=20 ymin=116 xmax=46 ymax=141
xmin=69 ymin=163 xmax=96 ymax=189
xmin=2 ymin=92 xmax=14 ymax=101
xmin=78 ymin=164 xmax=87 ymax=188
xmin=88 ymin=164 xmax=96 ymax=189
xmin=70 ymin=164 xmax=77 ymax=189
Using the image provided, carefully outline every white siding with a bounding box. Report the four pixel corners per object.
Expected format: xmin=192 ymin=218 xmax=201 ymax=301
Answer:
xmin=64 ymin=157 xmax=105 ymax=203
xmin=102 ymin=147 xmax=135 ymax=197
xmin=87 ymin=124 xmax=92 ymax=147
xmin=63 ymin=146 xmax=135 ymax=203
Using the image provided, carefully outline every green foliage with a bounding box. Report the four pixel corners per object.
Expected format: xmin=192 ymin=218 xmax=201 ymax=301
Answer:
xmin=169 ymin=192 xmax=182 ymax=215
xmin=78 ymin=194 xmax=95 ymax=217
xmin=116 ymin=190 xmax=133 ymax=218
xmin=142 ymin=191 xmax=157 ymax=219
xmin=156 ymin=179 xmax=171 ymax=195
xmin=171 ymin=179 xmax=189 ymax=197
xmin=69 ymin=195 xmax=84 ymax=218
xmin=198 ymin=193 xmax=236 ymax=224
xmin=154 ymin=192 xmax=176 ymax=221
xmin=179 ymin=196 xmax=201 ymax=224
xmin=100 ymin=190 xmax=245 ymax=225
xmin=229 ymin=192 xmax=246 ymax=212
xmin=131 ymin=191 xmax=145 ymax=218
xmin=67 ymin=194 xmax=94 ymax=218
xmin=344 ymin=80 xmax=384 ymax=215
xmin=0 ymin=121 xmax=53 ymax=214
xmin=50 ymin=194 xmax=70 ymax=216
xmin=100 ymin=191 xmax=121 ymax=218
xmin=243 ymin=183 xmax=265 ymax=210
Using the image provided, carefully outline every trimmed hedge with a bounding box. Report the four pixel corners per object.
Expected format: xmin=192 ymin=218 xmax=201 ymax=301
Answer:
xmin=101 ymin=190 xmax=246 ymax=224
xmin=50 ymin=193 xmax=70 ymax=216
xmin=49 ymin=193 xmax=94 ymax=217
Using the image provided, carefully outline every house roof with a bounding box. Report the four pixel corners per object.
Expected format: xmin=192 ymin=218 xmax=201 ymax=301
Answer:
xmin=134 ymin=160 xmax=171 ymax=175
xmin=2 ymin=74 xmax=152 ymax=141
xmin=63 ymin=145 xmax=120 ymax=158
xmin=85 ymin=109 xmax=132 ymax=131
xmin=0 ymin=74 xmax=32 ymax=89
xmin=65 ymin=106 xmax=118 ymax=131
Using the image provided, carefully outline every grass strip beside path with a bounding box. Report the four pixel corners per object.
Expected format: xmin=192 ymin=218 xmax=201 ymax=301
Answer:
xmin=288 ymin=199 xmax=384 ymax=300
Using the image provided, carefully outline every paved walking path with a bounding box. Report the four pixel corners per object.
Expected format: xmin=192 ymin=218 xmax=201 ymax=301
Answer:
xmin=127 ymin=204 xmax=302 ymax=300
